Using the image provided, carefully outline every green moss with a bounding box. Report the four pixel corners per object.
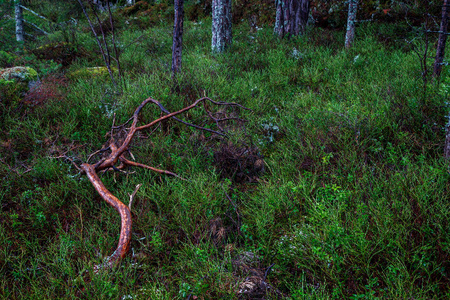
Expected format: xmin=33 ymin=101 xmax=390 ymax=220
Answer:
xmin=0 ymin=66 xmax=38 ymax=82
xmin=0 ymin=67 xmax=38 ymax=106
xmin=66 ymin=66 xmax=118 ymax=80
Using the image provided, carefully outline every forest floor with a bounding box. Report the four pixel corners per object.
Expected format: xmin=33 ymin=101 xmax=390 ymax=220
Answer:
xmin=1 ymin=4 xmax=450 ymax=299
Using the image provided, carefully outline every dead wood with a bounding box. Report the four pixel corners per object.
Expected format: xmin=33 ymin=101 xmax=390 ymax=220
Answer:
xmin=77 ymin=96 xmax=248 ymax=272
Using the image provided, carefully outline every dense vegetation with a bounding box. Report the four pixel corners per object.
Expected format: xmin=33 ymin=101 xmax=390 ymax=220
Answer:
xmin=1 ymin=0 xmax=450 ymax=299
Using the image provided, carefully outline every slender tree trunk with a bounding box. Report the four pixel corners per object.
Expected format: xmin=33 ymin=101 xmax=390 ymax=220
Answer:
xmin=441 ymin=0 xmax=450 ymax=159
xmin=274 ymin=0 xmax=286 ymax=37
xmin=15 ymin=0 xmax=24 ymax=42
xmin=171 ymin=0 xmax=184 ymax=75
xmin=93 ymin=0 xmax=105 ymax=12
xmin=445 ymin=125 xmax=450 ymax=159
xmin=433 ymin=0 xmax=449 ymax=78
xmin=212 ymin=0 xmax=232 ymax=53
xmin=275 ymin=0 xmax=310 ymax=38
xmin=345 ymin=0 xmax=358 ymax=49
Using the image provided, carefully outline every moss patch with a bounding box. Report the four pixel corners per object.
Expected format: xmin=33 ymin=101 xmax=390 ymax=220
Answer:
xmin=66 ymin=66 xmax=118 ymax=80
xmin=0 ymin=66 xmax=38 ymax=82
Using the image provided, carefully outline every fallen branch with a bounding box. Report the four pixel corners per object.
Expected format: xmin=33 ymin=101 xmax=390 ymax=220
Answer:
xmin=20 ymin=5 xmax=51 ymax=22
xmin=23 ymin=19 xmax=49 ymax=35
xmin=77 ymin=96 xmax=247 ymax=272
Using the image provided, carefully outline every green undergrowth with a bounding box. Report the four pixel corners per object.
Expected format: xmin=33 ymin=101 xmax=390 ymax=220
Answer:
xmin=1 ymin=13 xmax=450 ymax=300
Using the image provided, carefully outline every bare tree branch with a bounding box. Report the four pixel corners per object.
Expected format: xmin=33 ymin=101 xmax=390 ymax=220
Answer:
xmin=76 ymin=96 xmax=248 ymax=272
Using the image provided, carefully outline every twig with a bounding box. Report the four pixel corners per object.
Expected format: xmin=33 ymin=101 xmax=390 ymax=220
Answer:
xmin=145 ymin=99 xmax=225 ymax=135
xmin=65 ymin=156 xmax=83 ymax=172
xmin=107 ymin=1 xmax=122 ymax=80
xmin=0 ymin=159 xmax=25 ymax=175
xmin=77 ymin=0 xmax=116 ymax=86
xmin=87 ymin=147 xmax=110 ymax=164
xmin=264 ymin=263 xmax=275 ymax=280
xmin=128 ymin=183 xmax=142 ymax=210
xmin=120 ymin=157 xmax=188 ymax=181
xmin=89 ymin=1 xmax=112 ymax=67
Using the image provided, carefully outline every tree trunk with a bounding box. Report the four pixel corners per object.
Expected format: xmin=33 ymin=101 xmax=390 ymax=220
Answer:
xmin=275 ymin=0 xmax=310 ymax=38
xmin=15 ymin=0 xmax=24 ymax=42
xmin=93 ymin=0 xmax=105 ymax=12
xmin=171 ymin=0 xmax=184 ymax=75
xmin=212 ymin=0 xmax=232 ymax=53
xmin=433 ymin=0 xmax=449 ymax=78
xmin=445 ymin=124 xmax=450 ymax=159
xmin=345 ymin=0 xmax=358 ymax=49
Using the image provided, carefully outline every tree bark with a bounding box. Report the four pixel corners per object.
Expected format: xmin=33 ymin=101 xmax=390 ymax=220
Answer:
xmin=345 ymin=0 xmax=358 ymax=49
xmin=212 ymin=0 xmax=232 ymax=53
xmin=445 ymin=124 xmax=450 ymax=159
xmin=433 ymin=0 xmax=449 ymax=78
xmin=171 ymin=0 xmax=184 ymax=75
xmin=275 ymin=0 xmax=310 ymax=38
xmin=93 ymin=0 xmax=105 ymax=12
xmin=15 ymin=0 xmax=24 ymax=42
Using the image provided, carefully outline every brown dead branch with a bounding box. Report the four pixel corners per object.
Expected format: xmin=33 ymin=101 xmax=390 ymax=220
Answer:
xmin=77 ymin=96 xmax=247 ymax=272
xmin=0 ymin=159 xmax=33 ymax=175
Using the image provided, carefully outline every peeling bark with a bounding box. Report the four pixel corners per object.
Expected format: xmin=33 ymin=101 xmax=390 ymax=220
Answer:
xmin=212 ymin=0 xmax=232 ymax=53
xmin=172 ymin=0 xmax=184 ymax=74
xmin=15 ymin=0 xmax=24 ymax=42
xmin=274 ymin=0 xmax=310 ymax=38
xmin=433 ymin=0 xmax=449 ymax=78
xmin=345 ymin=0 xmax=358 ymax=49
xmin=81 ymin=163 xmax=132 ymax=271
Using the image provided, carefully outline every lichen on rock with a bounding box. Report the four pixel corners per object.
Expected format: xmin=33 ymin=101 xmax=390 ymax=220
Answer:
xmin=0 ymin=66 xmax=38 ymax=82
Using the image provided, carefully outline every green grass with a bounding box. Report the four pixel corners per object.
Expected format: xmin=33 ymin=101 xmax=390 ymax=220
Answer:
xmin=1 ymin=6 xmax=450 ymax=299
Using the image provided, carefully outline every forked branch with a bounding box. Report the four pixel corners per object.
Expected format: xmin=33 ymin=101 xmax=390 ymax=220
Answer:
xmin=79 ymin=96 xmax=247 ymax=272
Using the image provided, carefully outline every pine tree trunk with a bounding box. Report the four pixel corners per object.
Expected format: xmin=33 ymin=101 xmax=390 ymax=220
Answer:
xmin=212 ymin=0 xmax=232 ymax=53
xmin=15 ymin=0 xmax=24 ymax=42
xmin=345 ymin=0 xmax=358 ymax=49
xmin=275 ymin=0 xmax=310 ymax=38
xmin=433 ymin=0 xmax=449 ymax=78
xmin=171 ymin=0 xmax=184 ymax=75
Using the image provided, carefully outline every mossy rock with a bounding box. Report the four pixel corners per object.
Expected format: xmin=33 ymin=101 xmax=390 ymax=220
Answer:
xmin=0 ymin=67 xmax=38 ymax=106
xmin=0 ymin=66 xmax=38 ymax=82
xmin=67 ymin=66 xmax=118 ymax=80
